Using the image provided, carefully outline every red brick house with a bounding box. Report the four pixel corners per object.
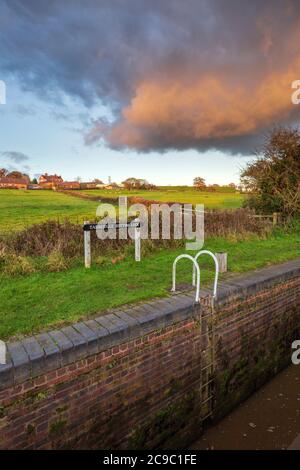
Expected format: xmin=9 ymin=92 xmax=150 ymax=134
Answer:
xmin=38 ymin=173 xmax=63 ymax=189
xmin=0 ymin=177 xmax=28 ymax=189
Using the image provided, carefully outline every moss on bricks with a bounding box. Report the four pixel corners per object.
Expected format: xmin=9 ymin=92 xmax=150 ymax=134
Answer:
xmin=0 ymin=405 xmax=6 ymax=419
xmin=107 ymin=359 xmax=119 ymax=370
xmin=128 ymin=389 xmax=202 ymax=450
xmin=56 ymin=404 xmax=68 ymax=414
xmin=26 ymin=423 xmax=36 ymax=436
xmin=214 ymin=346 xmax=292 ymax=421
xmin=164 ymin=378 xmax=183 ymax=397
xmin=24 ymin=390 xmax=50 ymax=406
xmin=49 ymin=419 xmax=67 ymax=437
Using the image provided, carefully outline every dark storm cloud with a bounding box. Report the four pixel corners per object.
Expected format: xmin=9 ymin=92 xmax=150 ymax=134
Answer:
xmin=1 ymin=151 xmax=29 ymax=163
xmin=1 ymin=0 xmax=300 ymax=154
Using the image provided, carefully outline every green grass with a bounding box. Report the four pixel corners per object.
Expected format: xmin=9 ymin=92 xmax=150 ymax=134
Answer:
xmin=78 ymin=188 xmax=244 ymax=209
xmin=0 ymin=189 xmax=100 ymax=233
xmin=1 ymin=228 xmax=299 ymax=340
xmin=0 ymin=187 xmax=244 ymax=233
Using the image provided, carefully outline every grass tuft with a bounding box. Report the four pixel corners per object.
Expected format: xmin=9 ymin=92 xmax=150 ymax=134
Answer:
xmin=46 ymin=249 xmax=69 ymax=272
xmin=2 ymin=253 xmax=36 ymax=276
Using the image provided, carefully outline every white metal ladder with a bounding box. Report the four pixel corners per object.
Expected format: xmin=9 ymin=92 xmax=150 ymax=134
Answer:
xmin=171 ymin=254 xmax=201 ymax=302
xmin=193 ymin=251 xmax=218 ymax=421
xmin=171 ymin=250 xmax=219 ymax=422
xmin=193 ymin=250 xmax=219 ymax=299
xmin=199 ymin=298 xmax=215 ymax=422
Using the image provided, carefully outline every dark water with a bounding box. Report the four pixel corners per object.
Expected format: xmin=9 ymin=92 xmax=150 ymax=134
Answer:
xmin=191 ymin=365 xmax=300 ymax=450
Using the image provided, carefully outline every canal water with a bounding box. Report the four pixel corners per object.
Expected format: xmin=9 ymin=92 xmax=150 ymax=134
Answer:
xmin=191 ymin=365 xmax=300 ymax=450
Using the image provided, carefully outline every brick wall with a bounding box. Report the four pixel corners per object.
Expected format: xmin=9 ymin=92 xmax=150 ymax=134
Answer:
xmin=214 ymin=274 xmax=300 ymax=419
xmin=0 ymin=258 xmax=299 ymax=449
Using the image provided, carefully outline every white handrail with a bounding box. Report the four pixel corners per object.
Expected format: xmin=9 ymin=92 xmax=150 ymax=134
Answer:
xmin=193 ymin=250 xmax=219 ymax=298
xmin=172 ymin=254 xmax=201 ymax=303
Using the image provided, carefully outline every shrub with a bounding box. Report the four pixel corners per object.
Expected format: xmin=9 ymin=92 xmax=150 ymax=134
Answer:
xmin=46 ymin=249 xmax=69 ymax=272
xmin=141 ymin=240 xmax=157 ymax=257
xmin=0 ymin=209 xmax=271 ymax=265
xmin=202 ymin=209 xmax=271 ymax=238
xmin=241 ymin=127 xmax=300 ymax=218
xmin=2 ymin=254 xmax=36 ymax=276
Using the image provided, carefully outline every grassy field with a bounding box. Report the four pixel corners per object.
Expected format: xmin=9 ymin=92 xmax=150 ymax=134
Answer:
xmin=78 ymin=187 xmax=244 ymax=209
xmin=1 ymin=227 xmax=299 ymax=340
xmin=0 ymin=188 xmax=244 ymax=232
xmin=0 ymin=189 xmax=100 ymax=232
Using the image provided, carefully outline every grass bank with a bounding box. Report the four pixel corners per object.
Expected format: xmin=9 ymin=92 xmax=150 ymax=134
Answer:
xmin=0 ymin=227 xmax=299 ymax=340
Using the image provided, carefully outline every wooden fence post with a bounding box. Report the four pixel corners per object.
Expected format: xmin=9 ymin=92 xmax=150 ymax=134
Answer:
xmin=135 ymin=219 xmax=141 ymax=262
xmin=0 ymin=340 xmax=6 ymax=365
xmin=215 ymin=252 xmax=227 ymax=273
xmin=272 ymin=212 xmax=278 ymax=227
xmin=84 ymin=220 xmax=91 ymax=268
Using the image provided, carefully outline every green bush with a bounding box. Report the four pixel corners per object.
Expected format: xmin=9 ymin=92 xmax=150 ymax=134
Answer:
xmin=241 ymin=128 xmax=300 ymax=218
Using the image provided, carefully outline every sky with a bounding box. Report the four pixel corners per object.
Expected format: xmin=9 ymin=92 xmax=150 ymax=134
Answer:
xmin=0 ymin=0 xmax=299 ymax=185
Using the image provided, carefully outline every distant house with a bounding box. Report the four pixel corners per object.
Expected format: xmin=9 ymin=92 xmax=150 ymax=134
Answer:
xmin=56 ymin=181 xmax=81 ymax=190
xmin=0 ymin=177 xmax=28 ymax=189
xmin=38 ymin=173 xmax=63 ymax=189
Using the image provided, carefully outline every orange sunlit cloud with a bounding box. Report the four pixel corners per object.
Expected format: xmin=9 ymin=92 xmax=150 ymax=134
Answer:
xmin=87 ymin=63 xmax=300 ymax=152
xmin=85 ymin=6 xmax=300 ymax=154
